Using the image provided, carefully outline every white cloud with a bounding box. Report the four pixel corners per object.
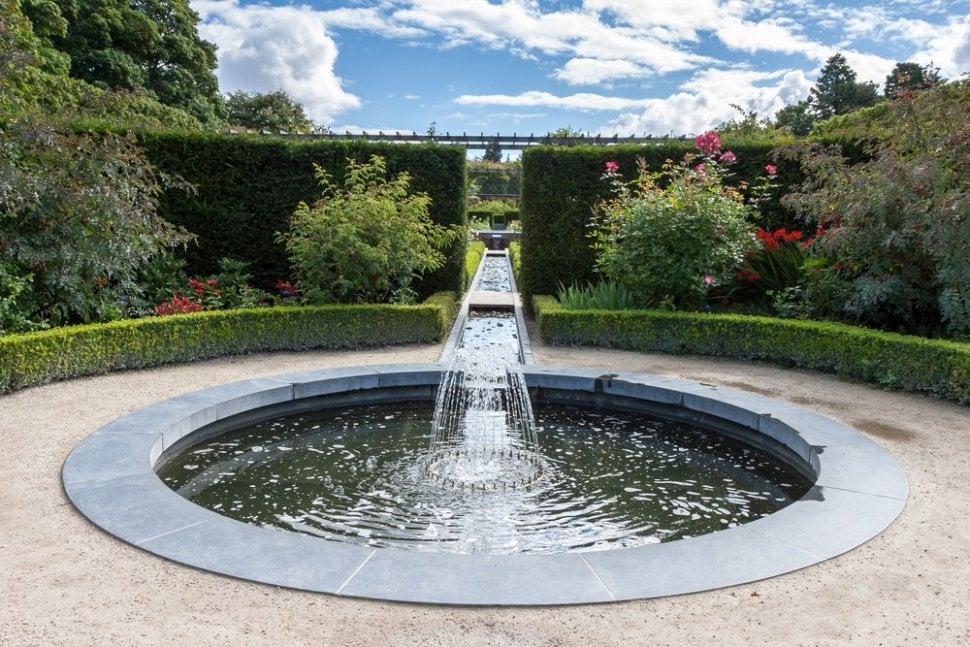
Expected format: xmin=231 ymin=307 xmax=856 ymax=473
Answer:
xmin=911 ymin=17 xmax=970 ymax=79
xmin=555 ymin=58 xmax=648 ymax=84
xmin=454 ymin=90 xmax=657 ymax=111
xmin=193 ymin=0 xmax=360 ymax=124
xmin=596 ymin=67 xmax=814 ymax=137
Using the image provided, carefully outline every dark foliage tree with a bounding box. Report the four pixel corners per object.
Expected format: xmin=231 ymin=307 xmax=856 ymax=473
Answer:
xmin=774 ymin=100 xmax=814 ymax=136
xmin=45 ymin=0 xmax=225 ymax=125
xmin=225 ymin=90 xmax=313 ymax=133
xmin=884 ymin=62 xmax=944 ymax=98
xmin=810 ymin=53 xmax=881 ymax=120
xmin=0 ymin=122 xmax=194 ymax=328
xmin=482 ymin=138 xmax=503 ymax=162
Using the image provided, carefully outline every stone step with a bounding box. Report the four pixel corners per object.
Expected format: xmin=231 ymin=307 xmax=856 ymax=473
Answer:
xmin=468 ymin=291 xmax=515 ymax=311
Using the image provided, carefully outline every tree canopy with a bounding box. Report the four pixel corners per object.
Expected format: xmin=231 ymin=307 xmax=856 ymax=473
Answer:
xmin=41 ymin=0 xmax=225 ymax=125
xmin=810 ymin=53 xmax=881 ymax=120
xmin=884 ymin=62 xmax=944 ymax=98
xmin=225 ymin=90 xmax=314 ymax=134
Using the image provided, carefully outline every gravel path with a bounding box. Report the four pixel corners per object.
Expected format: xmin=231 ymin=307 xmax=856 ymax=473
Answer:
xmin=1 ymin=338 xmax=968 ymax=646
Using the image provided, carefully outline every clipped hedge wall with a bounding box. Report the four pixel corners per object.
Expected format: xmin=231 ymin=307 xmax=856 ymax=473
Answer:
xmin=139 ymin=133 xmax=467 ymax=297
xmin=534 ymin=296 xmax=970 ymax=403
xmin=518 ymin=142 xmax=802 ymax=300
xmin=0 ymin=293 xmax=457 ymax=394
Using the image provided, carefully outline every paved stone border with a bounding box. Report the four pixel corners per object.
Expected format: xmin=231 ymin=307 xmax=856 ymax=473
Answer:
xmin=62 ymin=363 xmax=907 ymax=606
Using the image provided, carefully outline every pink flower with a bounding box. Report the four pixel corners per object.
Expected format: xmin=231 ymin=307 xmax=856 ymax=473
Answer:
xmin=765 ymin=164 xmax=777 ymax=175
xmin=704 ymin=275 xmax=713 ymax=285
xmin=604 ymin=160 xmax=620 ymax=174
xmin=694 ymin=130 xmax=721 ymax=154
xmin=693 ymin=163 xmax=706 ymax=176
xmin=719 ymin=150 xmax=736 ymax=164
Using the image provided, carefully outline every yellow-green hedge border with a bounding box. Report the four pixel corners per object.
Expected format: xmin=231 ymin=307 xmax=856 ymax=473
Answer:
xmin=0 ymin=293 xmax=456 ymax=394
xmin=534 ymin=296 xmax=970 ymax=403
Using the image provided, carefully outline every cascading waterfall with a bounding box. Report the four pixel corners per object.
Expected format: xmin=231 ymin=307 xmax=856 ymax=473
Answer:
xmin=421 ymin=253 xmax=543 ymax=489
xmin=423 ymin=343 xmax=543 ymax=489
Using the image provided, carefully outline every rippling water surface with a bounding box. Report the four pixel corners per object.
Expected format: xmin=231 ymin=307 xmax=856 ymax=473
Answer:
xmin=158 ymin=402 xmax=811 ymax=554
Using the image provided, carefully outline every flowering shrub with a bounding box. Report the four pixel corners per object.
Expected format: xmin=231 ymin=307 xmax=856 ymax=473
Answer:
xmin=721 ymin=227 xmax=808 ymax=312
xmin=155 ymin=294 xmax=202 ymax=316
xmin=590 ymin=133 xmax=760 ymax=309
xmin=152 ymin=258 xmax=270 ymax=316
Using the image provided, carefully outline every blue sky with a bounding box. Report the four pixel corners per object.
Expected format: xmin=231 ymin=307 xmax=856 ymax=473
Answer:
xmin=194 ymin=0 xmax=969 ymax=144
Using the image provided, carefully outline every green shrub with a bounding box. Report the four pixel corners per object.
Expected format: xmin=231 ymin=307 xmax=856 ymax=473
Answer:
xmin=0 ymin=292 xmax=456 ymax=393
xmin=466 ymin=241 xmax=485 ymax=289
xmin=519 ymin=141 xmax=800 ymax=300
xmin=556 ymin=281 xmax=638 ymax=310
xmin=279 ymin=155 xmax=462 ymax=305
xmin=534 ymin=296 xmax=970 ymax=403
xmin=780 ymin=81 xmax=969 ymax=339
xmin=0 ymin=122 xmax=194 ymax=328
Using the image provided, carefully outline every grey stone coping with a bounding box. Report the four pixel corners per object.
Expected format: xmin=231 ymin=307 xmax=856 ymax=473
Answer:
xmin=62 ymin=364 xmax=908 ymax=606
xmin=468 ymin=291 xmax=515 ymax=309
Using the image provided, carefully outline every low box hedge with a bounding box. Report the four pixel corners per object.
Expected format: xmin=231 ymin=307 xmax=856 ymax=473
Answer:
xmin=466 ymin=241 xmax=486 ymax=289
xmin=533 ymin=296 xmax=970 ymax=403
xmin=0 ymin=293 xmax=456 ymax=393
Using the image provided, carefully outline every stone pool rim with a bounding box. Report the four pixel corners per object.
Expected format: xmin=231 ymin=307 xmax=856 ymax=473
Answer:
xmin=62 ymin=363 xmax=908 ymax=606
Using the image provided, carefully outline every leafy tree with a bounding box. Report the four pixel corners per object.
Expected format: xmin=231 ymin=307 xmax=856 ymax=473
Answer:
xmin=810 ymin=53 xmax=881 ymax=120
xmin=0 ymin=122 xmax=195 ymax=327
xmin=279 ymin=155 xmax=462 ymax=304
xmin=225 ymin=90 xmax=314 ymax=134
xmin=884 ymin=62 xmax=944 ymax=98
xmin=774 ymin=100 xmax=815 ymax=136
xmin=779 ymin=80 xmax=970 ymax=339
xmin=18 ymin=0 xmax=69 ymax=73
xmin=549 ymin=125 xmax=584 ymax=137
xmin=45 ymin=0 xmax=225 ymax=125
xmin=716 ymin=104 xmax=790 ymax=142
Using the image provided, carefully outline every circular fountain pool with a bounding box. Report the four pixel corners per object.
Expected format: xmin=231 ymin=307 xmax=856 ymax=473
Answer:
xmin=157 ymin=402 xmax=811 ymax=554
xmin=63 ymin=363 xmax=907 ymax=605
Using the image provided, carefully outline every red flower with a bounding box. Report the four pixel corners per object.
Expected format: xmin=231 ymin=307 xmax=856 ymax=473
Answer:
xmin=765 ymin=164 xmax=777 ymax=175
xmin=604 ymin=160 xmax=620 ymax=173
xmin=155 ymin=295 xmax=202 ymax=316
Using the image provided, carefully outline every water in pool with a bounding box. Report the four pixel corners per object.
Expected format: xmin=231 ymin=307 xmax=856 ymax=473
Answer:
xmin=157 ymin=402 xmax=811 ymax=554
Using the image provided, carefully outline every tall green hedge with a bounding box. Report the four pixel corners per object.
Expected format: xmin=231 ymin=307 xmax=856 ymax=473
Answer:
xmin=0 ymin=293 xmax=456 ymax=393
xmin=139 ymin=133 xmax=467 ymax=297
xmin=518 ymin=142 xmax=801 ymax=300
xmin=534 ymin=296 xmax=970 ymax=403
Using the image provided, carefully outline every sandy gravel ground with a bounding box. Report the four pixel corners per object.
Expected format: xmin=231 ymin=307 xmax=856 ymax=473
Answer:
xmin=1 ymin=333 xmax=968 ymax=647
